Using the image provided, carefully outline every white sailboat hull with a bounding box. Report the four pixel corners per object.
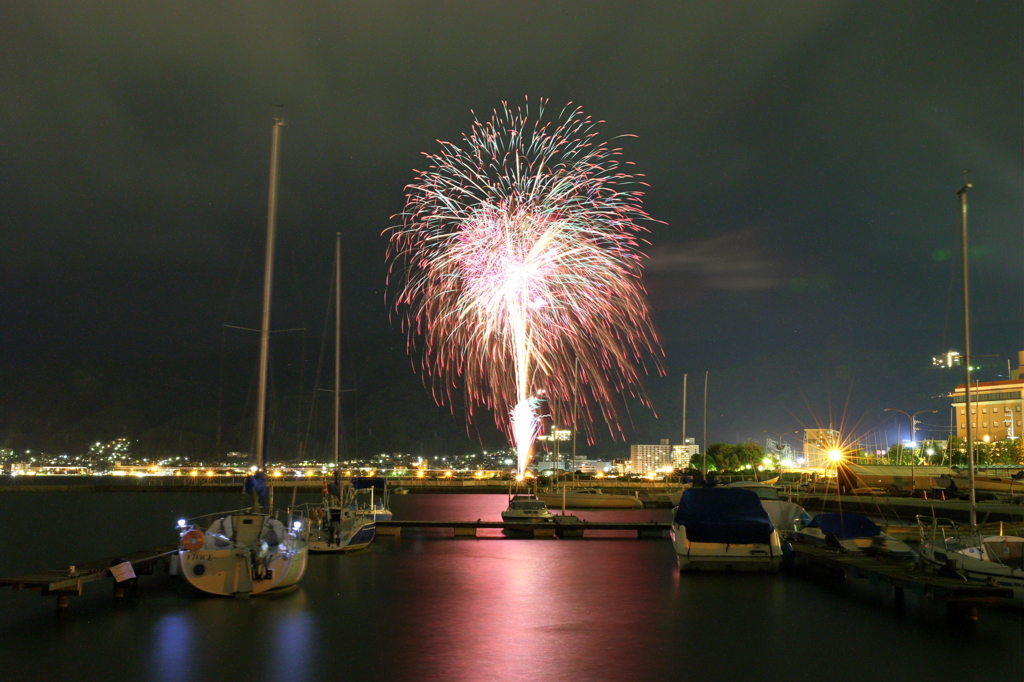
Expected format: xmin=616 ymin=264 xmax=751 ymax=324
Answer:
xmin=307 ymin=516 xmax=376 ymax=553
xmin=917 ymin=524 xmax=1024 ymax=608
xmin=177 ymin=512 xmax=308 ymax=596
xmin=178 ymin=545 xmax=308 ymax=596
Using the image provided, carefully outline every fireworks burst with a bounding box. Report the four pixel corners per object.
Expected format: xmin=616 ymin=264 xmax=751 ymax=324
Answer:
xmin=387 ymin=99 xmax=662 ymax=473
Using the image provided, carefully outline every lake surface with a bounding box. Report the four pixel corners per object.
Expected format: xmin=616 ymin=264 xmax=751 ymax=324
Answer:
xmin=0 ymin=490 xmax=1021 ymax=682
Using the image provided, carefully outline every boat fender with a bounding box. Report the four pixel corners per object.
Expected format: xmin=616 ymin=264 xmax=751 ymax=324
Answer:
xmin=182 ymin=529 xmax=205 ymax=551
xmin=781 ymin=541 xmax=795 ymax=570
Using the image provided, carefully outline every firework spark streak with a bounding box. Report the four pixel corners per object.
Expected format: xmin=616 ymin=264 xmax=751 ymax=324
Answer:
xmin=387 ymin=99 xmax=662 ymax=474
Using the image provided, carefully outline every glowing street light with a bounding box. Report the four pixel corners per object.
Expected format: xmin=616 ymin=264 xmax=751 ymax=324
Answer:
xmin=932 ymin=351 xmax=962 ymax=368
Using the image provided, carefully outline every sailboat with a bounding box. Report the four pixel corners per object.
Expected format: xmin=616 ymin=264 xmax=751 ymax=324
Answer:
xmin=915 ymin=183 xmax=1024 ymax=607
xmin=305 ymin=233 xmax=376 ymax=552
xmin=175 ymin=116 xmax=309 ymax=596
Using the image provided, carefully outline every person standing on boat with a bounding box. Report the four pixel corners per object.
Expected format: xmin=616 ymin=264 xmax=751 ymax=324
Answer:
xmin=244 ymin=470 xmax=269 ymax=511
xmin=327 ymin=470 xmax=342 ymax=503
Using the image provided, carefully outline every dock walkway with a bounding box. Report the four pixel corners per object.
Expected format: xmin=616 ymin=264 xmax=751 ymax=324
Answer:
xmin=0 ymin=544 xmax=177 ymax=609
xmin=789 ymin=541 xmax=1013 ymax=622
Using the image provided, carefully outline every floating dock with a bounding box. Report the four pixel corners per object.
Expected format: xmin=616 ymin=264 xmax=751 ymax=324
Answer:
xmin=376 ymin=517 xmax=669 ymax=539
xmin=0 ymin=544 xmax=177 ymax=610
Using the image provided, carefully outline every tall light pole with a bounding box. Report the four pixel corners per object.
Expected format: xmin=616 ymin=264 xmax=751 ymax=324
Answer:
xmin=763 ymin=430 xmax=797 ymax=475
xmin=884 ymin=408 xmax=937 ymax=489
xmin=763 ymin=429 xmax=797 ymax=453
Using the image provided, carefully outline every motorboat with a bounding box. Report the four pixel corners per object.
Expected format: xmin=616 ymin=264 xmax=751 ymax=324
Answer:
xmin=917 ymin=516 xmax=1024 ymax=608
xmin=725 ymin=481 xmax=810 ymax=533
xmin=535 ymin=487 xmax=643 ymax=509
xmin=502 ymin=494 xmax=555 ymax=531
xmin=671 ymin=487 xmax=782 ymax=572
xmin=352 ymin=477 xmax=393 ymax=521
xmin=177 ymin=505 xmax=308 ymax=596
xmin=177 ymin=116 xmax=308 ymax=596
xmin=794 ymin=513 xmax=915 ymax=558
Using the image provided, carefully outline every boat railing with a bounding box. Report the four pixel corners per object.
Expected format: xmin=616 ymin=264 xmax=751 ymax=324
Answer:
xmin=180 ymin=506 xmax=285 ymax=529
xmin=915 ymin=514 xmax=977 ymax=548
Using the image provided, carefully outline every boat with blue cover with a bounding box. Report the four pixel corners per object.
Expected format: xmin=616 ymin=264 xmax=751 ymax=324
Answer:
xmin=725 ymin=481 xmax=810 ymax=532
xmin=794 ymin=513 xmax=915 ymax=558
xmin=671 ymin=487 xmax=783 ymax=572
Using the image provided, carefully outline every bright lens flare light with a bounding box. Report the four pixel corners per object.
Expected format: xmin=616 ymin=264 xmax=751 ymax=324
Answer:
xmin=387 ymin=99 xmax=662 ymax=474
xmin=828 ymin=450 xmax=843 ymax=462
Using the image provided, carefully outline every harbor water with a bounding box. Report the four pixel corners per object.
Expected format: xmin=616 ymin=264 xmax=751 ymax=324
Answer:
xmin=0 ymin=488 xmax=1021 ymax=682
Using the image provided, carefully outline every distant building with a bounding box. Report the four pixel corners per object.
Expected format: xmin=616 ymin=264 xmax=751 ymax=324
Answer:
xmin=950 ymin=350 xmax=1024 ymax=442
xmin=535 ymin=459 xmax=613 ymax=474
xmin=672 ymin=438 xmax=699 ymax=469
xmin=803 ymin=428 xmax=841 ymax=469
xmin=630 ymin=439 xmax=672 ymax=474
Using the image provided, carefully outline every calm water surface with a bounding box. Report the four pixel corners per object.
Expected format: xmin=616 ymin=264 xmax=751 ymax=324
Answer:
xmin=1 ymin=490 xmax=1021 ymax=682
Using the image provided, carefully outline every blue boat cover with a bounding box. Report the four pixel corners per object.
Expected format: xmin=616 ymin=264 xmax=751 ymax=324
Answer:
xmin=806 ymin=513 xmax=879 ymax=539
xmin=674 ymin=488 xmax=775 ymax=545
xmin=353 ymin=477 xmax=386 ymax=490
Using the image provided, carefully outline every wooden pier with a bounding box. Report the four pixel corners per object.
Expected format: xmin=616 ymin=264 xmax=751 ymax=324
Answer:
xmin=0 ymin=544 xmax=177 ymax=610
xmin=789 ymin=541 xmax=1014 ymax=623
xmin=375 ymin=517 xmax=670 ymax=539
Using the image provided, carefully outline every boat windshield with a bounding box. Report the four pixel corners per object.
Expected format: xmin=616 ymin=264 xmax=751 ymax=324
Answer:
xmin=511 ymin=501 xmax=548 ymax=510
xmin=742 ymin=486 xmax=780 ymax=500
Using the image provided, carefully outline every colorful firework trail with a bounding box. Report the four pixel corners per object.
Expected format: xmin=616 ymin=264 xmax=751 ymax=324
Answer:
xmin=387 ymin=99 xmax=662 ymax=474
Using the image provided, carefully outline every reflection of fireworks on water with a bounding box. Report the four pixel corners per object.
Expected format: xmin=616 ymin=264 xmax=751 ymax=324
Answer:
xmin=387 ymin=99 xmax=662 ymax=473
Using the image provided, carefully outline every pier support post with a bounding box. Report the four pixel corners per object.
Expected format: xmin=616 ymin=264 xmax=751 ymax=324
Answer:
xmin=947 ymin=602 xmax=979 ymax=627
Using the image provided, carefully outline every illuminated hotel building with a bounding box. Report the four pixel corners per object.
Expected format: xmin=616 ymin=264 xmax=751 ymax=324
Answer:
xmin=629 ymin=439 xmax=699 ymax=473
xmin=950 ymin=351 xmax=1024 ymax=442
xmin=630 ymin=440 xmax=672 ymax=474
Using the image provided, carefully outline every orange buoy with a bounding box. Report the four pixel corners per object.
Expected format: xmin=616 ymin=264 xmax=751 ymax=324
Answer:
xmin=181 ymin=529 xmax=205 ymax=551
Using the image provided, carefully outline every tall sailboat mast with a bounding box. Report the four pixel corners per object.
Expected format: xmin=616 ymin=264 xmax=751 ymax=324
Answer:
xmin=333 ymin=232 xmax=342 ymax=468
xmin=958 ymin=182 xmax=977 ymax=527
xmin=255 ymin=116 xmax=285 ymax=470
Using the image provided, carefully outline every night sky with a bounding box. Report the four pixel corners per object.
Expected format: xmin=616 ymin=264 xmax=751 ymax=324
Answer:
xmin=2 ymin=2 xmax=1021 ymax=458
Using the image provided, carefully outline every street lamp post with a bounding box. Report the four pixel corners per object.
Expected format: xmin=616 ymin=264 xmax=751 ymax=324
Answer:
xmin=763 ymin=430 xmax=797 ymax=465
xmin=884 ymin=408 xmax=938 ymax=490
